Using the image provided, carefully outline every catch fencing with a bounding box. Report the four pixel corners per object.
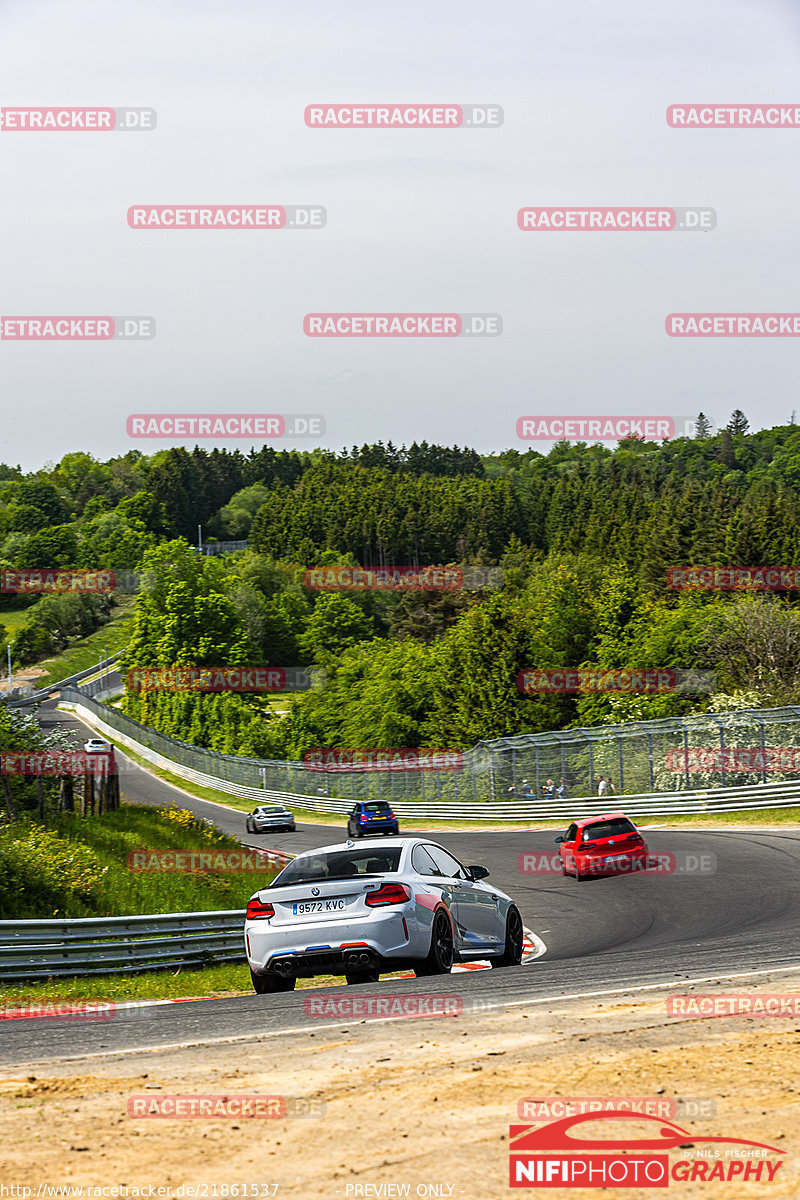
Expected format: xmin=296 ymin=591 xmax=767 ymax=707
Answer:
xmin=201 ymin=540 xmax=249 ymax=556
xmin=58 ymin=691 xmax=800 ymax=820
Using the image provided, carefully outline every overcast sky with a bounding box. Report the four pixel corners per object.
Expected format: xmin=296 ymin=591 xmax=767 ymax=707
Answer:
xmin=1 ymin=0 xmax=798 ymax=470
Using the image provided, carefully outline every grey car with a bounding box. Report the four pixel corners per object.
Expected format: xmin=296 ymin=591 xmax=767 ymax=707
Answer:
xmin=246 ymin=805 xmax=296 ymax=833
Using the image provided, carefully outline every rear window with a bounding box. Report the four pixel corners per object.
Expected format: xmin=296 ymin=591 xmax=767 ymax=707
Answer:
xmin=582 ymin=818 xmax=636 ymax=840
xmin=271 ymin=847 xmax=402 ymax=885
xmin=363 ymin=802 xmax=391 ymax=813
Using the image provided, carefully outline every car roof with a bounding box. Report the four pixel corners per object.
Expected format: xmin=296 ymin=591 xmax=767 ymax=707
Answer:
xmin=574 ymin=812 xmax=633 ymax=828
xmin=292 ymin=836 xmax=441 ymax=858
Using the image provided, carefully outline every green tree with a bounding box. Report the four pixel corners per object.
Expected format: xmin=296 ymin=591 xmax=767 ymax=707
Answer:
xmin=694 ymin=412 xmax=712 ymax=438
xmin=298 ymin=594 xmax=374 ymax=662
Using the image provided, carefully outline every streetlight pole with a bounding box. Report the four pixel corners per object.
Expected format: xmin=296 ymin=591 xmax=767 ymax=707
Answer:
xmin=198 ymin=524 xmax=203 ymax=554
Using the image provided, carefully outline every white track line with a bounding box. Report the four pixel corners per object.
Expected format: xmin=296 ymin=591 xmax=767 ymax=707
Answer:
xmin=9 ymin=961 xmax=800 ymax=1070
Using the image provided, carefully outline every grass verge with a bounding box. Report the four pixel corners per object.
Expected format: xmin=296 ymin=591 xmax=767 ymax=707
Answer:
xmin=0 ymin=962 xmax=256 ymax=1004
xmin=0 ymin=958 xmax=419 ymax=1004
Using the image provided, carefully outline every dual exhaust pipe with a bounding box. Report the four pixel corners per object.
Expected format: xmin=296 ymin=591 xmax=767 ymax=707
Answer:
xmin=272 ymin=950 xmax=372 ymax=975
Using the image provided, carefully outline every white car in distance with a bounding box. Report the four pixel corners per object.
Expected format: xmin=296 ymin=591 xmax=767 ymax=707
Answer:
xmin=84 ymin=738 xmax=111 ymax=754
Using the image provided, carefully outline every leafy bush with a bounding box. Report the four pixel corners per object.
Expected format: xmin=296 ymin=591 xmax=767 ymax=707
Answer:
xmin=12 ymin=591 xmax=114 ymax=665
xmin=0 ymin=826 xmax=105 ymax=917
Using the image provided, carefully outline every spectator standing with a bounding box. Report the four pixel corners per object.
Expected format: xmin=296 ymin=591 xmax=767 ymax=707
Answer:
xmin=606 ymin=776 xmax=617 ymax=796
xmin=597 ymin=777 xmax=608 ymax=797
xmin=557 ymin=777 xmax=567 ymax=800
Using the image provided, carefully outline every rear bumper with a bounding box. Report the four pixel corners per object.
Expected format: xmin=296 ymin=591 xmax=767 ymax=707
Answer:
xmin=262 ymin=945 xmax=384 ymax=978
xmin=246 ymin=907 xmax=426 ymax=976
xmin=358 ymin=823 xmax=399 ymax=835
xmin=576 ymin=849 xmax=648 ymax=876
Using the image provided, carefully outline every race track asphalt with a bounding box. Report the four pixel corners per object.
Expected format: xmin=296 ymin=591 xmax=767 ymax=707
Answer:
xmin=3 ymin=699 xmax=800 ymax=1067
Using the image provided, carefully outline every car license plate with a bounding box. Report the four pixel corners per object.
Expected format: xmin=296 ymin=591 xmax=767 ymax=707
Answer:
xmin=605 ymin=855 xmax=623 ymax=866
xmin=292 ymin=899 xmax=346 ymax=915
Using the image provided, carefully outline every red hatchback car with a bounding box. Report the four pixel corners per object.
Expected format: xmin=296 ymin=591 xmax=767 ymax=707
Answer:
xmin=555 ymin=812 xmax=648 ymax=880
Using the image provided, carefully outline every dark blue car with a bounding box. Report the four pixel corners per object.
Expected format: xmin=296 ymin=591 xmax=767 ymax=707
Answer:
xmin=347 ymin=801 xmax=400 ymax=838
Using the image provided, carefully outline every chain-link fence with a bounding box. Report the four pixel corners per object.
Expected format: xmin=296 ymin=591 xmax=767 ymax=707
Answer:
xmin=58 ymin=690 xmax=800 ymax=806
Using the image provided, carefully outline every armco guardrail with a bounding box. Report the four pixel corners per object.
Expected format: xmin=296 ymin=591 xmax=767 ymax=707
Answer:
xmin=58 ymin=691 xmax=800 ymax=820
xmin=0 ymin=910 xmax=248 ymax=980
xmin=4 ymin=653 xmax=122 ymax=708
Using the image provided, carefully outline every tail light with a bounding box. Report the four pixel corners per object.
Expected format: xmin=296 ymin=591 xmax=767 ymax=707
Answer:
xmin=365 ymin=883 xmax=412 ymax=907
xmin=246 ymin=898 xmax=275 ymax=920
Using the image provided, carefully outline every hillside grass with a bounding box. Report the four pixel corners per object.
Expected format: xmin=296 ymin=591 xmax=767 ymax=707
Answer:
xmin=37 ymin=597 xmax=136 ymax=686
xmin=0 ymin=802 xmax=278 ymax=920
xmin=0 ymin=604 xmax=36 ymax=635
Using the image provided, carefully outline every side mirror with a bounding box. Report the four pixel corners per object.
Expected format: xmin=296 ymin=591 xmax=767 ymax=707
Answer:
xmin=467 ymin=864 xmax=490 ymax=881
xmin=554 ymin=836 xmax=564 ymax=844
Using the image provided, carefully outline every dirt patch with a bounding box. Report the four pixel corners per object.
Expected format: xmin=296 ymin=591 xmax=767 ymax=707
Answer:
xmin=2 ymin=978 xmax=800 ymax=1197
xmin=0 ymin=665 xmax=48 ymax=694
xmin=0 ymin=1074 xmax=146 ymax=1099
